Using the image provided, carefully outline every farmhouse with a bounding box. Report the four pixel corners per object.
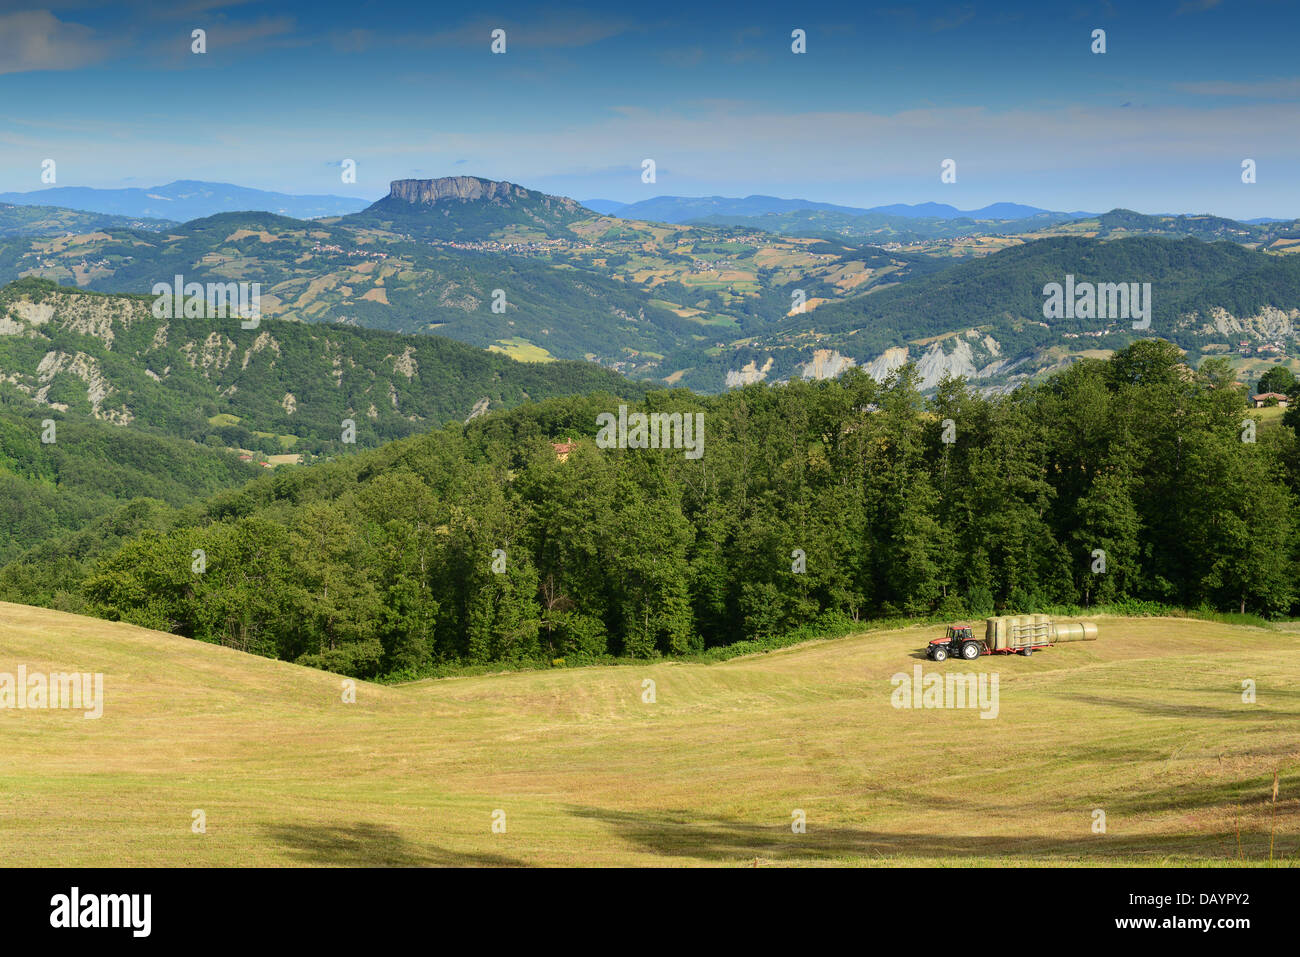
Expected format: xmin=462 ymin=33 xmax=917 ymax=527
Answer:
xmin=1252 ymin=392 xmax=1290 ymax=408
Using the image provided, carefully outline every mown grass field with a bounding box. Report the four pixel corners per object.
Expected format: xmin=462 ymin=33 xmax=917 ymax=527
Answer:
xmin=1 ymin=602 xmax=1297 ymax=867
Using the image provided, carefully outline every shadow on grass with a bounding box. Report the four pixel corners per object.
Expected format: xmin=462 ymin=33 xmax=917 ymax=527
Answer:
xmin=1061 ymin=692 xmax=1278 ymax=723
xmin=262 ymin=822 xmax=524 ymax=867
xmin=566 ymin=805 xmax=1293 ymax=864
xmin=865 ymin=775 xmax=1296 ymax=822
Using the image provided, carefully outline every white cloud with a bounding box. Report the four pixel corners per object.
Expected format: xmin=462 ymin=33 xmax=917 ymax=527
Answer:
xmin=0 ymin=10 xmax=103 ymax=75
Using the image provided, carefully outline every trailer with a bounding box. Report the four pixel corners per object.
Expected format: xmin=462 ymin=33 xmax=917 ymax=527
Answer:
xmin=926 ymin=615 xmax=1098 ymax=661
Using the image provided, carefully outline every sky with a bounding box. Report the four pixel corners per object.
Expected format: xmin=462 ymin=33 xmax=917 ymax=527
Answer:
xmin=2 ymin=0 xmax=1300 ymax=217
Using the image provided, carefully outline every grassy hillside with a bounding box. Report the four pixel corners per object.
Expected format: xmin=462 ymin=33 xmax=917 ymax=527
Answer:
xmin=6 ymin=199 xmax=1299 ymax=394
xmin=1021 ymin=209 xmax=1300 ymax=250
xmin=731 ymin=207 xmax=1300 ymax=257
xmin=1 ymin=602 xmax=1295 ymax=866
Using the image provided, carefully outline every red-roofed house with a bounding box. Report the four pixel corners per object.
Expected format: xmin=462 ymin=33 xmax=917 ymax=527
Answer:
xmin=551 ymin=439 xmax=578 ymax=462
xmin=1252 ymin=392 xmax=1290 ymax=409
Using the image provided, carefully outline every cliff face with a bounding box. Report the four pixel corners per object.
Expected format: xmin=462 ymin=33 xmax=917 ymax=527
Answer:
xmin=388 ymin=177 xmax=531 ymax=205
xmin=386 ymin=177 xmax=585 ymax=215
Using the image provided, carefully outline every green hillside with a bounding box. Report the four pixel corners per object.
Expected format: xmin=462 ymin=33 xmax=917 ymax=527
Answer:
xmin=1024 ymin=208 xmax=1300 ymax=247
xmin=0 ymin=203 xmax=176 ymax=238
xmin=0 ymin=278 xmax=645 ymax=456
xmin=4 ymin=191 xmax=1298 ymax=394
xmin=671 ymin=235 xmax=1300 ymax=390
xmin=0 ymin=211 xmax=702 ymax=375
xmin=38 ymin=341 xmax=1299 ymax=679
xmin=0 ymin=403 xmax=259 ymax=566
xmin=0 ymin=196 xmax=944 ymax=385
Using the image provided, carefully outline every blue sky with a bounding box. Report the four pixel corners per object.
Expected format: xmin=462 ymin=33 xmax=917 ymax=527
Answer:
xmin=2 ymin=0 xmax=1299 ymax=217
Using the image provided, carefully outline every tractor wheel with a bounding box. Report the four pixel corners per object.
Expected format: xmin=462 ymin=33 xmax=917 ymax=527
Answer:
xmin=961 ymin=641 xmax=982 ymax=660
xmin=931 ymin=646 xmax=948 ymax=662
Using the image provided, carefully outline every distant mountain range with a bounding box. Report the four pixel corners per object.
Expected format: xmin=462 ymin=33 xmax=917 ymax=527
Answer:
xmin=0 ymin=181 xmax=372 ymax=222
xmin=584 ymin=195 xmax=1097 ymax=223
xmin=580 ymin=199 xmax=629 ymax=216
xmin=5 ymin=177 xmax=1281 ymax=235
xmin=2 ymin=174 xmax=1297 ymax=395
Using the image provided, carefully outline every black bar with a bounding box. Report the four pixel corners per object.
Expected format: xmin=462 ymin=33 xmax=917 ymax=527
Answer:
xmin=0 ymin=867 xmax=1281 ymax=944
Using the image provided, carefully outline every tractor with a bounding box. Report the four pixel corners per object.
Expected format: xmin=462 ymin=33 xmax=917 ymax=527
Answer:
xmin=926 ymin=624 xmax=985 ymax=661
xmin=926 ymin=616 xmax=1099 ymax=661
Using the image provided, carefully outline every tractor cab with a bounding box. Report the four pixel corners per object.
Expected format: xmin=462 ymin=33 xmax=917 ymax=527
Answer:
xmin=926 ymin=624 xmax=984 ymax=662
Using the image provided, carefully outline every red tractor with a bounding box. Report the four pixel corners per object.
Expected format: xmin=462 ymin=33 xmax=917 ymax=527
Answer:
xmin=926 ymin=617 xmax=1097 ymax=660
xmin=926 ymin=624 xmax=987 ymax=661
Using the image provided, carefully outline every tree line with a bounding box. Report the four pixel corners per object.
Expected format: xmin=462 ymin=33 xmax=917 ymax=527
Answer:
xmin=63 ymin=340 xmax=1300 ymax=678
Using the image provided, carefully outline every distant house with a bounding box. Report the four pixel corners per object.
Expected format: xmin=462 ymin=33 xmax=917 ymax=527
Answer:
xmin=551 ymin=439 xmax=578 ymax=462
xmin=1252 ymin=392 xmax=1290 ymax=409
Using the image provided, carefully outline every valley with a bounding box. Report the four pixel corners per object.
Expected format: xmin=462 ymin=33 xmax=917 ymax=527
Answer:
xmin=2 ymin=0 xmax=1297 ymax=895
xmin=3 ymin=177 xmax=1299 ymax=395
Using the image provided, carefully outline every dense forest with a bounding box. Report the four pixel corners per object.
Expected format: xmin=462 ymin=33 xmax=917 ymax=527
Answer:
xmin=677 ymin=235 xmax=1300 ymax=388
xmin=0 ymin=403 xmax=260 ymax=564
xmin=0 ymin=278 xmax=646 ymax=455
xmin=8 ymin=339 xmax=1294 ymax=679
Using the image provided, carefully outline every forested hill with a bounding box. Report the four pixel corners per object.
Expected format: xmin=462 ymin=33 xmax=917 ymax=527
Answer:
xmin=0 ymin=209 xmax=695 ymax=374
xmin=0 ymin=203 xmax=176 ymax=237
xmin=787 ymin=235 xmax=1289 ymax=344
xmin=0 ymin=404 xmax=260 ymax=565
xmin=1041 ymin=208 xmax=1300 ymax=244
xmin=29 ymin=340 xmax=1297 ymax=678
xmin=685 ymin=235 xmax=1300 ymax=390
xmin=0 ymin=278 xmax=644 ymax=455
